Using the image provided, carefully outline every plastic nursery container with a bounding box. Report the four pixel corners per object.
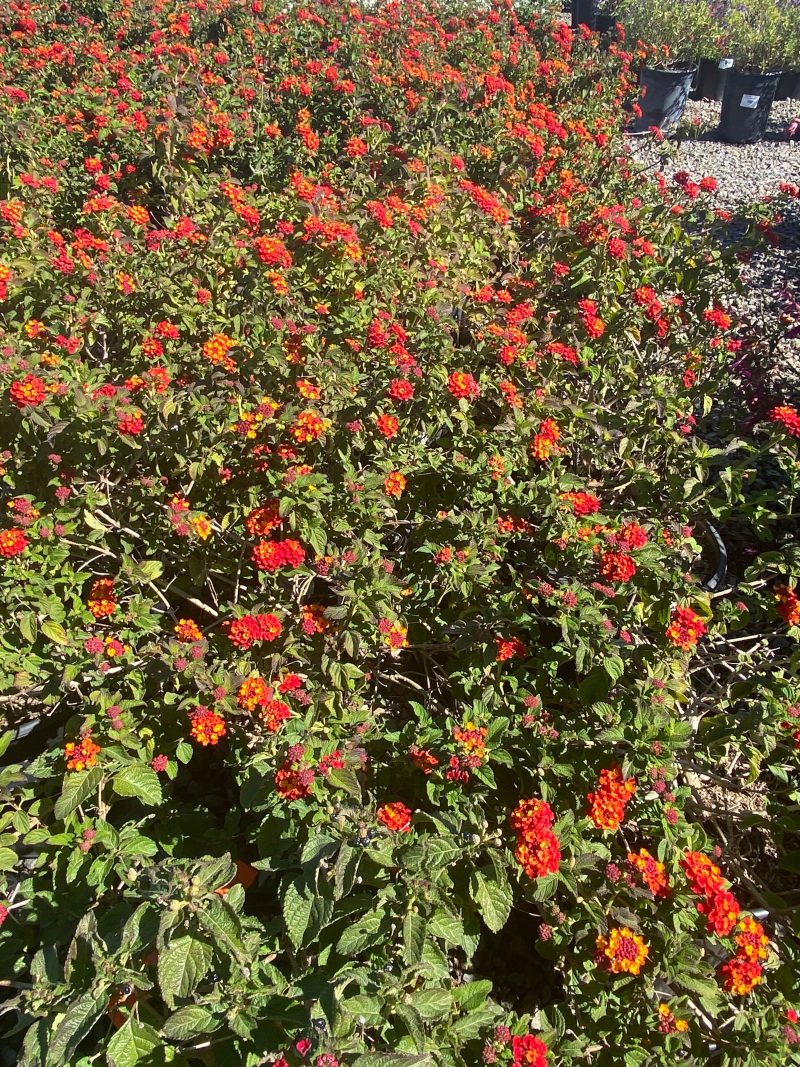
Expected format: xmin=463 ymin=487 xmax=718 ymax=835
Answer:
xmin=775 ymin=70 xmax=800 ymax=101
xmin=719 ymin=70 xmax=780 ymax=144
xmin=570 ymin=0 xmax=597 ymax=30
xmin=632 ymin=66 xmax=696 ymax=133
xmin=691 ymin=56 xmax=733 ymax=101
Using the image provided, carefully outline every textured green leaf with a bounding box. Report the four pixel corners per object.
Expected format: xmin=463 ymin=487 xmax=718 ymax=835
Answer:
xmin=162 ymin=1005 xmax=216 ymax=1042
xmin=283 ymin=878 xmax=314 ymax=949
xmin=41 ymin=619 xmax=70 ymax=645
xmin=47 ymin=993 xmax=105 ymax=1065
xmin=353 ymin=1055 xmax=433 ymax=1067
xmin=157 ymin=935 xmax=212 ymax=1008
xmin=106 ymin=1017 xmax=162 ymax=1066
xmin=54 ymin=766 xmax=103 ymax=821
xmin=470 ymin=869 xmax=511 ymax=933
xmin=112 ymin=765 xmax=163 ymax=806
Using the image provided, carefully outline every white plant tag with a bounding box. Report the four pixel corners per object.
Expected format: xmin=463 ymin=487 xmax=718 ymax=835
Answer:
xmin=740 ymin=94 xmax=760 ymax=108
xmin=719 ymin=58 xmax=733 ymax=69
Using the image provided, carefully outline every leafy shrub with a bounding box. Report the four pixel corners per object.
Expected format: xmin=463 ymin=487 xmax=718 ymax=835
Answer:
xmin=0 ymin=2 xmax=799 ymax=1066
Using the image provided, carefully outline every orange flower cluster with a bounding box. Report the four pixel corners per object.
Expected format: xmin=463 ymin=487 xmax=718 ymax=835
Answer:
xmin=379 ymin=618 xmax=408 ymax=651
xmin=290 ymin=409 xmax=330 ymax=442
xmin=301 ymin=603 xmax=331 ymax=635
xmin=251 ymin=539 xmax=305 ymax=573
xmin=627 ymin=848 xmax=670 ymax=898
xmin=447 ymin=370 xmax=479 ymax=400
xmin=245 ymin=501 xmax=282 ymax=536
xmin=530 ymin=418 xmax=560 ymax=462
xmin=237 ymin=676 xmax=291 ymax=731
xmin=775 ymin=585 xmax=800 ymax=626
xmin=64 ymin=733 xmax=101 ymax=772
xmin=9 ymin=374 xmax=47 ymax=408
xmin=0 ymin=528 xmax=27 ymax=558
xmin=88 ymin=578 xmax=116 ymax=618
xmin=376 ymin=801 xmax=412 ymax=832
xmin=384 ymin=471 xmax=406 ymax=497
xmin=509 ymin=797 xmax=560 ymax=880
xmin=202 ymin=333 xmax=236 ymax=369
xmin=768 ymin=404 xmax=800 ymax=438
xmin=718 ymin=916 xmax=770 ymax=996
xmin=453 ymin=721 xmax=487 ymax=759
xmin=189 ymin=706 xmax=226 ymax=746
xmin=680 ymin=850 xmax=740 ymax=936
xmin=596 ymin=926 xmax=649 ymax=976
xmin=560 ymin=490 xmax=600 ymax=516
xmin=665 ymin=605 xmax=707 ymax=650
xmin=599 ymin=550 xmax=637 ymax=583
xmin=226 ymin=612 xmax=282 ymax=649
xmin=587 ymin=767 xmax=636 ymax=831
xmin=657 ymin=1003 xmax=688 ymax=1034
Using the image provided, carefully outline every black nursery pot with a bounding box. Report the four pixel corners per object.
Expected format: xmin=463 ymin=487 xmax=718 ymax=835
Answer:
xmin=776 ymin=70 xmax=800 ymax=101
xmin=631 ymin=66 xmax=695 ymax=133
xmin=570 ymin=0 xmax=597 ymax=30
xmin=719 ymin=70 xmax=780 ymax=144
xmin=691 ymin=56 xmax=733 ymax=101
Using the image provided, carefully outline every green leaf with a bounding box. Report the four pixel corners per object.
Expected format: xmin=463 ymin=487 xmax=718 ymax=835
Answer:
xmin=353 ymin=1056 xmax=433 ymax=1067
xmin=41 ymin=619 xmax=70 ymax=646
xmin=112 ymin=765 xmax=163 ymax=806
xmin=106 ymin=1017 xmax=162 ymax=1066
xmin=157 ymin=935 xmax=212 ymax=1009
xmin=162 ymin=1005 xmax=216 ymax=1042
xmin=54 ymin=766 xmax=103 ymax=821
xmin=410 ymin=988 xmax=452 ymax=1020
xmin=48 ymin=993 xmax=106 ymax=1065
xmin=0 ymin=847 xmax=17 ymax=870
xmin=402 ymin=910 xmax=426 ymax=965
xmin=394 ymin=1002 xmax=426 ymax=1052
xmin=470 ymin=869 xmax=511 ymax=933
xmin=283 ymin=878 xmax=314 ymax=949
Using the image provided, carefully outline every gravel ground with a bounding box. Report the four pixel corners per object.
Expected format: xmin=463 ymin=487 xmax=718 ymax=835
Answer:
xmin=628 ymin=97 xmax=800 ymax=403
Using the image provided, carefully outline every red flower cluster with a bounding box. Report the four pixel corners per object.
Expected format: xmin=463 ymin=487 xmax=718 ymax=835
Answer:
xmin=587 ymin=767 xmax=636 ymax=831
xmin=599 ymin=550 xmax=637 ymax=583
xmin=530 ymin=418 xmax=560 ymax=462
xmin=496 ymin=635 xmax=526 ymax=662
xmin=226 ymin=612 xmax=282 ymax=649
xmin=627 ymin=848 xmax=670 ymax=898
xmin=447 ymin=370 xmax=479 ymax=400
xmin=511 ymin=1034 xmax=548 ymax=1067
xmin=665 ymin=605 xmax=707 ymax=650
xmin=767 ymin=405 xmax=800 ymax=438
xmin=252 ymin=539 xmax=305 ymax=572
xmin=509 ymin=798 xmax=560 ymax=879
xmin=87 ymin=578 xmax=116 ymax=618
xmin=680 ymin=850 xmax=739 ymax=936
xmin=560 ymin=491 xmax=600 ymax=516
xmin=775 ymin=585 xmax=800 ymax=626
xmin=9 ymin=374 xmax=47 ymax=408
xmin=0 ymin=528 xmax=28 ymax=558
xmin=376 ymin=801 xmax=412 ymax=832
